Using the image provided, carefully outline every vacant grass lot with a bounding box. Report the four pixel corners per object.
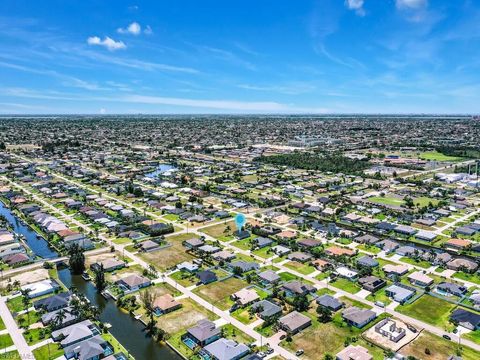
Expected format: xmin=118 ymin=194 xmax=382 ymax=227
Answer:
xmin=0 ymin=333 xmax=13 ymax=348
xmin=330 ymin=278 xmax=361 ymax=294
xmin=396 ymin=294 xmax=456 ymax=329
xmin=369 ymin=196 xmax=404 ymax=207
xmin=138 ymin=234 xmax=195 ymax=271
xmin=32 ymin=343 xmax=64 ymax=360
xmin=402 ymin=331 xmax=480 ymax=360
xmin=453 ymin=271 xmax=480 ymax=286
xmin=281 ymin=311 xmax=385 ymax=360
xmin=193 ymin=277 xmax=248 ymax=310
xmin=199 ymin=220 xmax=235 ymax=239
xmin=152 ymin=298 xmax=218 ymax=334
xmin=284 ymin=261 xmax=316 ymax=275
xmin=419 ymin=151 xmax=464 ymax=162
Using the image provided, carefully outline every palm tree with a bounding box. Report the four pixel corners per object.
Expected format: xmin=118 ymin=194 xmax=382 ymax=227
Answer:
xmin=53 ymin=309 xmax=67 ymax=329
xmin=20 ymin=289 xmax=32 ymax=325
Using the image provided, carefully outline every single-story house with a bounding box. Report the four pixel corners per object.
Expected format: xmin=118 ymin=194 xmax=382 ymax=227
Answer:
xmin=287 ymin=251 xmax=312 ymax=263
xmin=281 ymin=281 xmax=315 ymax=297
xmin=21 ymin=279 xmax=60 ymax=298
xmin=407 ymin=271 xmax=433 ymax=288
xmin=196 ymin=270 xmax=217 ymax=285
xmin=358 ymin=276 xmax=386 ymax=292
xmin=230 ymin=260 xmax=259 ymax=273
xmin=116 ymin=274 xmax=151 ymax=292
xmin=385 ymin=284 xmax=416 ymax=304
xmin=153 ymin=294 xmax=182 ymax=315
xmin=278 ymin=311 xmax=312 ymax=334
xmin=184 ymin=319 xmax=221 ymax=347
xmin=258 ymin=270 xmax=280 ymax=285
xmin=251 ymin=300 xmax=282 ymax=319
xmin=63 ymin=335 xmax=112 ymax=360
xmin=450 ymin=308 xmax=480 ymax=330
xmin=90 ymin=258 xmax=125 ymax=272
xmin=316 ymin=294 xmax=343 ymax=311
xmin=203 ymin=338 xmax=250 ymax=360
xmin=231 ymin=288 xmax=260 ymax=307
xmin=436 ymin=282 xmax=468 ymax=297
xmin=34 ymin=292 xmax=71 ymax=312
xmin=336 ymin=345 xmax=372 ymax=360
xmin=357 ymin=256 xmax=379 ymax=268
xmin=342 ymin=307 xmax=376 ymax=328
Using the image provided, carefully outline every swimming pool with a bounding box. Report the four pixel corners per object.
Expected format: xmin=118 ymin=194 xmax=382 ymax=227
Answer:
xmin=182 ymin=337 xmax=197 ymax=350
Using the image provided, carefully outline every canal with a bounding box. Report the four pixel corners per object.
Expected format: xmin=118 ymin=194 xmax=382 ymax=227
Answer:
xmin=145 ymin=164 xmax=177 ymax=179
xmin=58 ymin=267 xmax=182 ymax=360
xmin=0 ymin=200 xmax=59 ymax=259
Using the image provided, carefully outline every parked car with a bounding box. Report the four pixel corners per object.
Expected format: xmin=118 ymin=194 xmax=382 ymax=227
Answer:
xmin=296 ymin=349 xmax=304 ymax=356
xmin=443 ymin=335 xmax=451 ymax=340
xmin=407 ymin=324 xmax=417 ymax=333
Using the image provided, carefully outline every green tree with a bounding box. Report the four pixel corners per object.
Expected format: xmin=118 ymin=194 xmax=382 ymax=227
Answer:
xmin=316 ymin=305 xmax=332 ymax=323
xmin=68 ymin=243 xmax=85 ymax=275
xmin=93 ymin=264 xmax=107 ymax=293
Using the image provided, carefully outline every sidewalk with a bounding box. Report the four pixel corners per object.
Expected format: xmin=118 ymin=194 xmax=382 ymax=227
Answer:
xmin=0 ymin=297 xmax=33 ymax=359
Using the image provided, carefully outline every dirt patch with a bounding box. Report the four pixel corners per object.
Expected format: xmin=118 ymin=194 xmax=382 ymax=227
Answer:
xmin=1 ymin=268 xmax=49 ymax=287
xmin=364 ymin=318 xmax=419 ymax=352
xmin=155 ymin=298 xmax=218 ymax=334
xmin=138 ymin=240 xmax=194 ymax=271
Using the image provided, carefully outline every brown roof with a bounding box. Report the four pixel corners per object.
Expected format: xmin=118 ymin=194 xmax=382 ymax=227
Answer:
xmin=57 ymin=229 xmax=77 ymax=238
xmin=446 ymin=238 xmax=472 ymax=248
xmin=325 ymin=246 xmax=354 ymax=257
xmin=312 ymin=259 xmax=331 ymax=269
xmin=153 ymin=294 xmax=181 ymax=312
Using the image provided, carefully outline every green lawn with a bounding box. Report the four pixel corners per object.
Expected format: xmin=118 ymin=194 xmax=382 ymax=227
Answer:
xmin=0 ymin=317 xmax=5 ymax=331
xmin=16 ymin=310 xmax=42 ymax=328
xmin=413 ymin=197 xmax=440 ymax=207
xmin=396 ymin=294 xmax=456 ymax=329
xmin=453 ymin=272 xmax=480 ymax=286
xmin=284 ymin=261 xmax=316 ymax=275
xmin=252 ymin=246 xmax=275 ymax=259
xmin=23 ymin=327 xmax=50 ymax=345
xmin=169 ymin=270 xmax=198 ymax=287
xmin=221 ymin=324 xmax=254 ymax=345
xmin=6 ymin=296 xmax=27 ymax=313
xmin=330 ymin=278 xmax=361 ymax=294
xmin=369 ymin=196 xmax=404 ymax=207
xmin=0 ymin=333 xmax=14 ymax=348
xmin=32 ymin=342 xmax=64 ymax=360
xmin=419 ymin=151 xmax=463 ymax=162
xmin=400 ymin=256 xmax=432 ymax=269
xmin=193 ymin=277 xmax=248 ymax=310
xmin=101 ymin=332 xmax=130 ymax=356
xmin=403 ymin=331 xmax=480 ymax=360
xmin=0 ymin=350 xmax=21 ymax=359
xmin=281 ymin=310 xmax=385 ymax=360
xmin=356 ymin=244 xmax=381 ymax=254
xmin=463 ymin=330 xmax=480 ymax=345
xmin=278 ymin=271 xmax=301 ymax=283
xmin=366 ymin=288 xmax=392 ymax=306
xmin=231 ymin=307 xmax=256 ymax=324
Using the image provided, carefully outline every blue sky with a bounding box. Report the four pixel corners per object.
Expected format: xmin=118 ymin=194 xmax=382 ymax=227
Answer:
xmin=1 ymin=0 xmax=480 ymax=114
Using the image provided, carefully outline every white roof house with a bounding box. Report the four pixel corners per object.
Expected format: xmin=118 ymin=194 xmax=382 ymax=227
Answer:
xmin=21 ymin=279 xmax=60 ymax=298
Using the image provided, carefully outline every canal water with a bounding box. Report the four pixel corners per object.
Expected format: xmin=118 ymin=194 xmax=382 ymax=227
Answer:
xmin=58 ymin=267 xmax=182 ymax=360
xmin=145 ymin=164 xmax=177 ymax=179
xmin=0 ymin=200 xmax=59 ymax=259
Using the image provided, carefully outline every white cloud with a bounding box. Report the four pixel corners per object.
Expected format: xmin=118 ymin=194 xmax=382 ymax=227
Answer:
xmin=144 ymin=25 xmax=153 ymax=35
xmin=87 ymin=36 xmax=126 ymax=51
xmin=99 ymin=108 xmax=106 ymax=114
xmin=345 ymin=0 xmax=365 ymax=16
xmin=396 ymin=0 xmax=427 ymax=9
xmin=117 ymin=22 xmax=141 ymax=35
